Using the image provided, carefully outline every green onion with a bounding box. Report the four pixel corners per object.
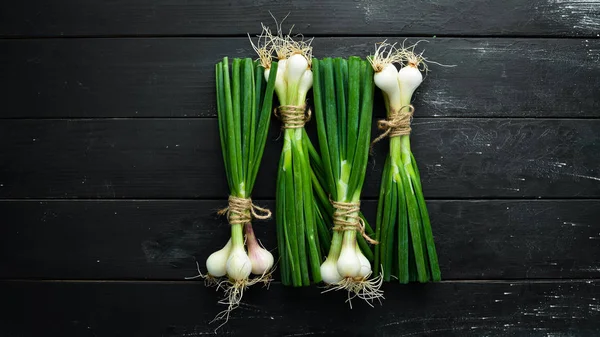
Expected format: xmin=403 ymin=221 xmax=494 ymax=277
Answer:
xmin=252 ymin=24 xmax=322 ymax=286
xmin=369 ymin=42 xmax=441 ymax=283
xmin=195 ymin=57 xmax=278 ymax=325
xmin=312 ymin=56 xmax=383 ymax=303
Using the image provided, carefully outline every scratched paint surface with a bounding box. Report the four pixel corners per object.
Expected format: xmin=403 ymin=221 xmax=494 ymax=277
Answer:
xmin=1 ymin=0 xmax=600 ymax=36
xmin=545 ymin=0 xmax=600 ymax=32
xmin=0 ymin=119 xmax=598 ymax=199
xmin=0 ymin=280 xmax=598 ymax=336
xmin=1 ymin=38 xmax=598 ymax=118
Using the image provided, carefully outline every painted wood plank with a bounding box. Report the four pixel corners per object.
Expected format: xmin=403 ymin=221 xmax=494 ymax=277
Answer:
xmin=0 ymin=280 xmax=598 ymax=336
xmin=0 ymin=200 xmax=598 ymax=280
xmin=2 ymin=38 xmax=599 ymax=118
xmin=0 ymin=119 xmax=598 ymax=199
xmin=1 ymin=0 xmax=599 ymax=37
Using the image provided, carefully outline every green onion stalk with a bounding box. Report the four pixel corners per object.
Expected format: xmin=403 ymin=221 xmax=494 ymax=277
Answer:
xmin=312 ymin=56 xmax=383 ymax=304
xmin=191 ymin=57 xmax=278 ymax=326
xmin=368 ymin=43 xmax=441 ymax=283
xmin=252 ymin=25 xmax=322 ymax=286
xmin=306 ymin=140 xmax=375 ymax=266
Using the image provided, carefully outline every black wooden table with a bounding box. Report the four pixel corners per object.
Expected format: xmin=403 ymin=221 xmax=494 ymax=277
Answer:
xmin=1 ymin=1 xmax=599 ymax=336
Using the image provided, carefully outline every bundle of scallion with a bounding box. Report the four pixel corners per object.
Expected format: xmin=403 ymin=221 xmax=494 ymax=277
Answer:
xmin=311 ymin=56 xmax=383 ymax=303
xmin=252 ymin=24 xmax=322 ymax=287
xmin=368 ymin=42 xmax=441 ymax=283
xmin=188 ymin=56 xmax=278 ymax=325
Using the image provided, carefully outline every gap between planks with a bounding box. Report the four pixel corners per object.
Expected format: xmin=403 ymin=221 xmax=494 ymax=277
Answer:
xmin=0 ymin=279 xmax=597 ymax=284
xmin=1 ymin=198 xmax=600 ymax=202
xmin=1 ymin=116 xmax=600 ymax=121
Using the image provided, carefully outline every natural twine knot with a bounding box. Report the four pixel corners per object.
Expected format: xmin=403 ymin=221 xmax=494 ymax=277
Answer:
xmin=371 ymin=105 xmax=415 ymax=146
xmin=275 ymin=105 xmax=311 ymax=129
xmin=217 ymin=195 xmax=272 ymax=225
xmin=331 ymin=199 xmax=378 ymax=245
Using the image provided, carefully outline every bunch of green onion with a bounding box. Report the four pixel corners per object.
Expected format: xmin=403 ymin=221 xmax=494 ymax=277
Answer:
xmin=368 ymin=43 xmax=441 ymax=283
xmin=252 ymin=25 xmax=323 ymax=287
xmin=311 ymin=56 xmax=383 ymax=302
xmin=193 ymin=56 xmax=278 ymax=324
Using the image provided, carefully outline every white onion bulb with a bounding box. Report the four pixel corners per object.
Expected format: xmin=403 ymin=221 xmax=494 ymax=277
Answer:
xmin=205 ymin=239 xmax=232 ymax=277
xmin=274 ymin=59 xmax=288 ymax=101
xmin=320 ymin=257 xmax=343 ymax=284
xmin=226 ymin=246 xmax=252 ymax=281
xmin=286 ymin=53 xmax=309 ymax=87
xmin=297 ymin=70 xmax=313 ymax=103
xmin=247 ymin=240 xmax=274 ymax=275
xmin=356 ymin=245 xmax=372 ymax=278
xmin=398 ymin=65 xmax=423 ymax=103
xmin=374 ymin=63 xmax=401 ymax=108
xmin=337 ymin=239 xmax=361 ymax=278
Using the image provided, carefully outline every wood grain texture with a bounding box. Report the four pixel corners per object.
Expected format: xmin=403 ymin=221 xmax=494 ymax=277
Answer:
xmin=2 ymin=38 xmax=599 ymax=118
xmin=1 ymin=118 xmax=598 ymax=199
xmin=1 ymin=0 xmax=599 ymax=37
xmin=1 ymin=200 xmax=598 ymax=281
xmin=0 ymin=280 xmax=598 ymax=337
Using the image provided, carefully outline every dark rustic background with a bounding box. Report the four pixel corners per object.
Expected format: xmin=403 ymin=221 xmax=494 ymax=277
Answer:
xmin=1 ymin=1 xmax=599 ymax=336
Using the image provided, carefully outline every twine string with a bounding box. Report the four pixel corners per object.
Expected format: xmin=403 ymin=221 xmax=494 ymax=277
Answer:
xmin=331 ymin=200 xmax=378 ymax=245
xmin=371 ymin=104 xmax=415 ymax=146
xmin=217 ymin=195 xmax=272 ymax=225
xmin=275 ymin=105 xmax=311 ymax=129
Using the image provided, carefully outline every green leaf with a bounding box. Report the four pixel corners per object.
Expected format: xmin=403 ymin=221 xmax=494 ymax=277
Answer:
xmin=291 ymin=134 xmax=310 ymax=286
xmin=346 ymin=57 xmax=360 ymax=169
xmin=333 ymin=58 xmax=347 ymax=159
xmin=409 ymin=155 xmax=441 ymax=281
xmin=215 ymin=61 xmax=233 ymax=192
xmin=311 ymin=59 xmax=337 ymax=198
xmin=240 ymin=58 xmax=253 ymax=187
xmin=347 ymin=59 xmax=374 ymax=195
xmin=374 ymin=156 xmax=391 ymax=275
xmin=397 ymin=166 xmax=409 ymax=284
xmin=322 ymin=58 xmax=341 ymax=190
xmin=222 ymin=57 xmax=240 ymax=195
xmin=247 ymin=61 xmax=278 ymax=192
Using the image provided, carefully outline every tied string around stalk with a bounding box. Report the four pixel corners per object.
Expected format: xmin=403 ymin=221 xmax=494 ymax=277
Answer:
xmin=217 ymin=195 xmax=272 ymax=225
xmin=371 ymin=105 xmax=415 ymax=147
xmin=331 ymin=200 xmax=378 ymax=244
xmin=275 ymin=105 xmax=311 ymax=129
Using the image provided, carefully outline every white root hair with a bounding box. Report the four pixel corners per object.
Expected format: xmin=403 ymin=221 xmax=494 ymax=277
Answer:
xmin=185 ymin=260 xmax=218 ymax=287
xmin=266 ymin=11 xmax=293 ymax=60
xmin=186 ymin=261 xmax=274 ymax=332
xmin=210 ymin=270 xmax=273 ymax=332
xmin=266 ymin=12 xmax=314 ymax=65
xmin=321 ymin=271 xmax=385 ymax=309
xmin=369 ymin=39 xmax=456 ymax=74
xmin=402 ymin=39 xmax=456 ymax=73
xmin=367 ymin=40 xmax=405 ymax=72
xmin=248 ymin=23 xmax=275 ymax=69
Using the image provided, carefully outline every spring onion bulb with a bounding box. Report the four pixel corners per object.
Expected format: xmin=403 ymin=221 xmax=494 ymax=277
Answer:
xmin=206 ymin=239 xmax=232 ymax=277
xmin=246 ymin=222 xmax=275 ymax=275
xmin=368 ymin=41 xmax=441 ymax=284
xmin=312 ymin=57 xmax=383 ymax=306
xmin=356 ymin=244 xmax=372 ymax=278
xmin=226 ymin=244 xmax=253 ymax=281
xmin=187 ymin=55 xmax=278 ymax=329
xmin=252 ymin=22 xmax=322 ymax=287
